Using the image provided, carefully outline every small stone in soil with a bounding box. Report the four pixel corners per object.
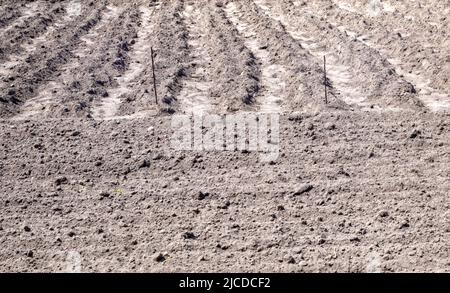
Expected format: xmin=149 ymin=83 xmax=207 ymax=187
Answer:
xmin=410 ymin=129 xmax=421 ymax=139
xmin=99 ymin=192 xmax=110 ymax=198
xmin=154 ymin=253 xmax=165 ymax=262
xmin=55 ymin=177 xmax=68 ymax=186
xmin=182 ymin=232 xmax=197 ymax=240
xmin=399 ymin=221 xmax=410 ymax=229
xmin=198 ymin=191 xmax=209 ymax=200
xmin=379 ymin=211 xmax=389 ymax=218
xmin=139 ymin=159 xmax=150 ymax=168
xmin=293 ymin=184 xmax=314 ymax=196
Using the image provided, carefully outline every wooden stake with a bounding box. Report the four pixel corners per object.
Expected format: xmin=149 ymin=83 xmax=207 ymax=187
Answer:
xmin=151 ymin=47 xmax=158 ymax=105
xmin=324 ymin=55 xmax=328 ymax=104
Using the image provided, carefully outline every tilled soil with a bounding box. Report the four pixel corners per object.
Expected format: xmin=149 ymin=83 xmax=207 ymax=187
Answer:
xmin=0 ymin=0 xmax=449 ymax=272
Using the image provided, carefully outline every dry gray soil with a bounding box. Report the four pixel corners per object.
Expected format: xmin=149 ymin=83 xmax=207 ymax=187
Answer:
xmin=0 ymin=0 xmax=449 ymax=272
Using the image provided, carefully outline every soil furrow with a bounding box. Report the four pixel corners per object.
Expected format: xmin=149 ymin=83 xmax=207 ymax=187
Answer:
xmin=56 ymin=4 xmax=140 ymax=119
xmin=0 ymin=1 xmax=42 ymax=34
xmin=255 ymin=0 xmax=363 ymax=107
xmin=0 ymin=1 xmax=66 ymax=63
xmin=162 ymin=0 xmax=262 ymax=113
xmin=4 ymin=4 xmax=109 ymax=120
xmin=332 ymin=0 xmax=449 ymax=50
xmin=225 ymin=0 xmax=350 ymax=112
xmin=178 ymin=1 xmax=214 ymax=115
xmin=324 ymin=0 xmax=450 ymax=111
xmin=113 ymin=1 xmax=190 ymax=116
xmin=259 ymin=0 xmax=423 ymax=111
xmin=10 ymin=4 xmax=146 ymax=120
xmin=0 ymin=1 xmax=81 ymax=85
xmin=0 ymin=2 xmax=23 ymax=31
xmin=92 ymin=4 xmax=160 ymax=120
xmin=225 ymin=2 xmax=286 ymax=113
xmin=201 ymin=0 xmax=261 ymax=112
xmin=147 ymin=0 xmax=190 ymax=114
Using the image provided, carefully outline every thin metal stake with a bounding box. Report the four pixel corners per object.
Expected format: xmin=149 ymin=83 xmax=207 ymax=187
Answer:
xmin=151 ymin=47 xmax=158 ymax=105
xmin=324 ymin=55 xmax=328 ymax=105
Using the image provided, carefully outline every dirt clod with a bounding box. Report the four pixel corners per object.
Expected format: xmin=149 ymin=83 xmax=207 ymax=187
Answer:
xmin=55 ymin=177 xmax=68 ymax=186
xmin=197 ymin=191 xmax=209 ymax=200
xmin=154 ymin=253 xmax=166 ymax=263
xmin=182 ymin=232 xmax=197 ymax=240
xmin=293 ymin=184 xmax=314 ymax=196
xmin=410 ymin=129 xmax=421 ymax=139
xmin=379 ymin=211 xmax=389 ymax=218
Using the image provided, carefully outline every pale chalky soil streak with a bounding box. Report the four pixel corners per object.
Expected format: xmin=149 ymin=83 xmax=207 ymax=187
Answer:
xmin=178 ymin=2 xmax=213 ymax=115
xmin=92 ymin=5 xmax=160 ymax=120
xmin=254 ymin=0 xmax=365 ymax=107
xmin=331 ymin=1 xmax=450 ymax=112
xmin=225 ymin=2 xmax=285 ymax=113
xmin=11 ymin=5 xmax=121 ymax=121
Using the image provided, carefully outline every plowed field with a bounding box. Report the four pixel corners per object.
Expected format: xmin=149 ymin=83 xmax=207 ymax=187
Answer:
xmin=0 ymin=0 xmax=448 ymax=272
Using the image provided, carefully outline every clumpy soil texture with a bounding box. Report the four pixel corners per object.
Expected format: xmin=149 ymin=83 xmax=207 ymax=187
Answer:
xmin=0 ymin=0 xmax=449 ymax=272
